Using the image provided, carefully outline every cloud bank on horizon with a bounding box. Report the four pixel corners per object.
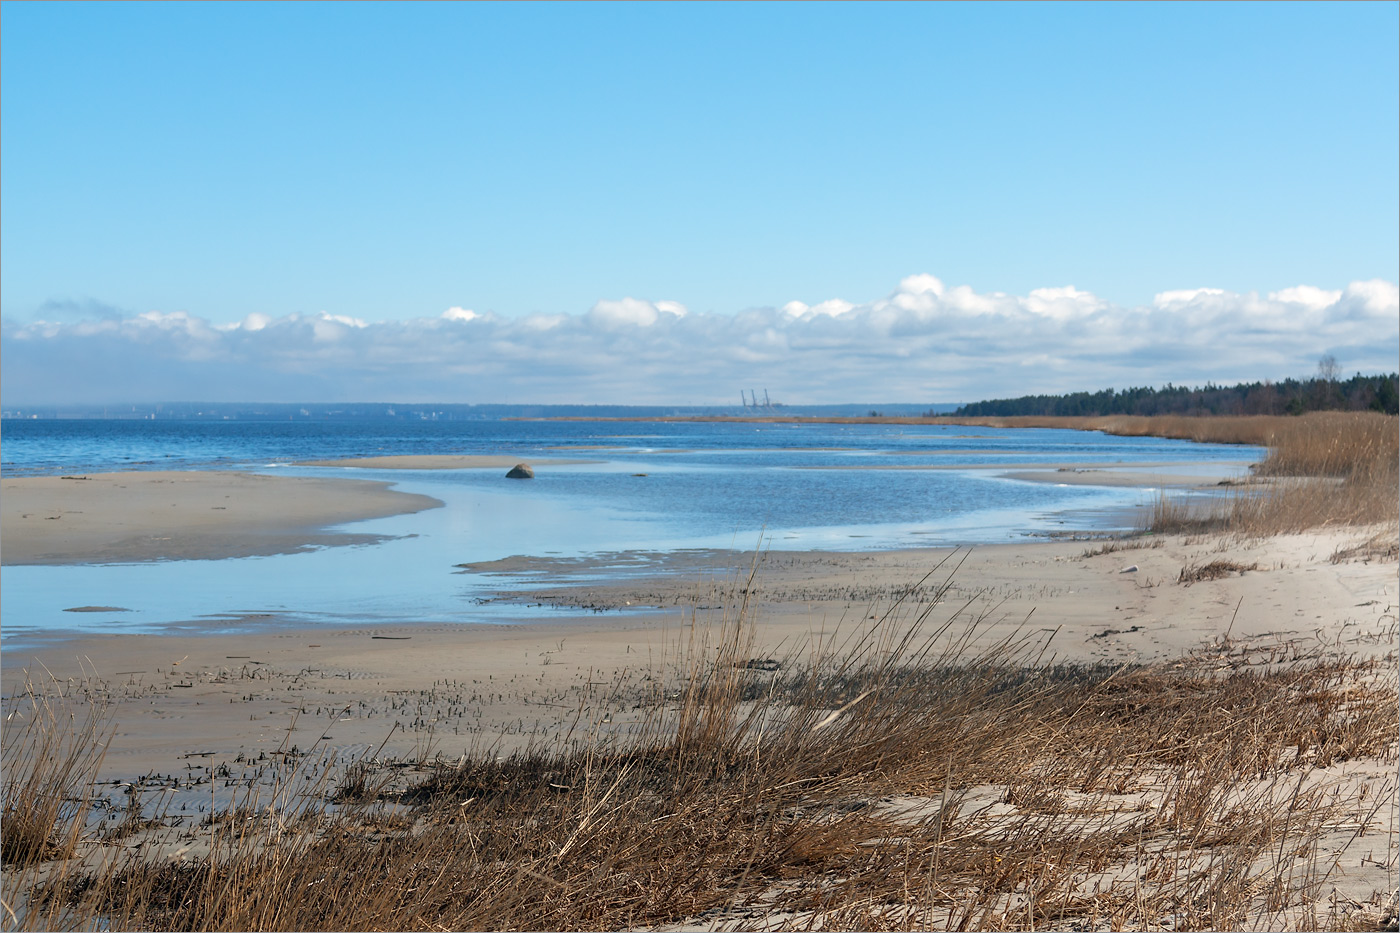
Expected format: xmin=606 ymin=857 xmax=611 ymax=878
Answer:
xmin=3 ymin=274 xmax=1396 ymax=406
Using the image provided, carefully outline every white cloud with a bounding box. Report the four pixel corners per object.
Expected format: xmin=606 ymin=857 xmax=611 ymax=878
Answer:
xmin=3 ymin=275 xmax=1396 ymax=405
xmin=652 ymin=300 xmax=688 ymax=318
xmin=781 ymin=298 xmax=855 ymax=319
xmin=1152 ymin=287 xmax=1227 ymax=308
xmin=897 ymin=273 xmax=945 ymax=298
xmin=1025 ymin=286 xmax=1104 ymax=320
xmin=1340 ymin=279 xmax=1399 ymax=315
xmin=940 ymin=285 xmax=998 ymax=316
xmin=315 ymin=311 xmax=367 ymax=328
xmin=587 ymin=297 xmax=686 ymax=329
xmin=1268 ymin=285 xmax=1343 ymax=310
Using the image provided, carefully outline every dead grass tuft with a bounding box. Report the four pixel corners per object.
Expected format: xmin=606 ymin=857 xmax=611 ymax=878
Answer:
xmin=1332 ymin=531 xmax=1400 ymax=564
xmin=1081 ymin=537 xmax=1165 ymax=558
xmin=1 ymin=681 xmax=111 ymax=869
xmin=5 ymin=565 xmax=1397 ymax=932
xmin=1178 ymin=559 xmax=1262 ymax=585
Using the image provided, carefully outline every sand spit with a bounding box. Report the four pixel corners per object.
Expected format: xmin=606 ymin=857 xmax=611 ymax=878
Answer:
xmin=791 ymin=459 xmax=1254 ymax=486
xmin=0 ymin=470 xmax=442 ymax=565
xmin=998 ymin=461 xmax=1254 ymax=487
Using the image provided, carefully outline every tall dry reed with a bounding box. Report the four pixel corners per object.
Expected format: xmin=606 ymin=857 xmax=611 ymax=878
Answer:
xmin=2 ymin=683 xmax=111 ymax=868
xmin=869 ymin=412 xmax=1399 ymax=535
xmin=6 ymin=566 xmax=1396 ymax=932
xmin=1110 ymin=413 xmax=1398 ymax=536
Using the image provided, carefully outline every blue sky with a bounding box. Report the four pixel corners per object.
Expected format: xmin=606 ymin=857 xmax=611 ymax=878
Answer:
xmin=2 ymin=1 xmax=1396 ymax=404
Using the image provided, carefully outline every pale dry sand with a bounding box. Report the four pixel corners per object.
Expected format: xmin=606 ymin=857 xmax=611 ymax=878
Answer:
xmin=998 ymin=461 xmax=1252 ymax=487
xmin=0 ymin=470 xmax=442 ymax=565
xmin=308 ymin=453 xmax=1255 ymax=492
xmin=3 ymin=494 xmax=1395 ymax=930
xmin=4 ymin=526 xmax=1394 ymax=785
xmin=5 ymin=460 xmax=1393 ymax=930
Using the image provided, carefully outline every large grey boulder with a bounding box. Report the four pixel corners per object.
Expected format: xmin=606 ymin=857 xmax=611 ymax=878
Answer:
xmin=505 ymin=463 xmax=534 ymax=479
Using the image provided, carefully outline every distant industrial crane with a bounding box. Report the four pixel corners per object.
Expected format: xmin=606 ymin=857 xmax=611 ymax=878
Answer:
xmin=740 ymin=388 xmax=779 ymax=410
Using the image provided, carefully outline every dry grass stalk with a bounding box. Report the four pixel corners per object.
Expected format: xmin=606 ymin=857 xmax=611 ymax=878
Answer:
xmin=1177 ymin=560 xmax=1262 ymax=585
xmin=1331 ymin=531 xmax=1400 ymax=565
xmin=1081 ymin=538 xmax=1165 ymax=558
xmin=1105 ymin=413 xmax=1400 ymax=537
xmin=1 ymin=681 xmax=112 ymax=869
xmin=932 ymin=412 xmax=1399 ymax=537
xmin=5 ymin=570 xmax=1396 ymax=932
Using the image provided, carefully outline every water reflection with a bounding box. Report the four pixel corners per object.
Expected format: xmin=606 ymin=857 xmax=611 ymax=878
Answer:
xmin=2 ymin=429 xmax=1258 ymax=645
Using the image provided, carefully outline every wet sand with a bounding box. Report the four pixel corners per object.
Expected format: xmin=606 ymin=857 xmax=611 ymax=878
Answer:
xmin=3 ymin=478 xmax=1394 ymax=927
xmin=4 ymin=525 xmax=1394 ymax=784
xmin=306 ymin=453 xmax=1255 ymax=490
xmin=4 ymin=455 xmax=1393 ymax=929
xmin=998 ymin=462 xmax=1253 ymax=486
xmin=3 ymin=463 xmax=1394 ymax=806
xmin=793 ymin=460 xmax=1253 ymax=486
xmin=0 ymin=471 xmax=442 ymax=565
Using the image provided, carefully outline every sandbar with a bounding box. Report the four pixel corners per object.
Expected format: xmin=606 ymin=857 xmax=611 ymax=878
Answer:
xmin=998 ymin=461 xmax=1254 ymax=487
xmin=0 ymin=470 xmax=442 ymax=565
xmin=795 ymin=459 xmax=1253 ymax=485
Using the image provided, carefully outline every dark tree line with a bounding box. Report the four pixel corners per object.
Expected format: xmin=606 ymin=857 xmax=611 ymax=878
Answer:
xmin=950 ymin=372 xmax=1399 ymax=418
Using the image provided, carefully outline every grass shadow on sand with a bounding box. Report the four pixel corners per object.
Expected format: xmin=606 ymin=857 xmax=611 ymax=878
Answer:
xmin=4 ymin=551 xmax=1398 ymax=932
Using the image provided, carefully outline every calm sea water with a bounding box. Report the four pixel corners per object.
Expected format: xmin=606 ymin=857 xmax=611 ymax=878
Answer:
xmin=1 ymin=419 xmax=1260 ymax=644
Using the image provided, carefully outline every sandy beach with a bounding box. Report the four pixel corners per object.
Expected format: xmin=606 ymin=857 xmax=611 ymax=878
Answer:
xmin=0 ymin=470 xmax=442 ymax=565
xmin=4 ymin=514 xmax=1394 ymax=779
xmin=3 ymin=464 xmax=1396 ymax=931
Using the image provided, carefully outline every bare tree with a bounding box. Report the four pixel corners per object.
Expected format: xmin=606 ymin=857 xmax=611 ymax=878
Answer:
xmin=1314 ymin=355 xmax=1341 ymax=408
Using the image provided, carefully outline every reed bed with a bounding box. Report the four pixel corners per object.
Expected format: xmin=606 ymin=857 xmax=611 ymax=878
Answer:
xmin=4 ymin=567 xmax=1396 ymax=932
xmin=599 ymin=411 xmax=1398 ymax=536
xmin=894 ymin=412 xmax=1400 ymax=536
xmin=1136 ymin=413 xmax=1397 ymax=536
xmin=994 ymin=413 xmax=1397 ymax=538
xmin=937 ymin=410 xmax=1398 ymax=462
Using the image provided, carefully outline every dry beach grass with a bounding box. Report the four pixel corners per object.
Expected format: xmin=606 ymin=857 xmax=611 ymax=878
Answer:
xmin=903 ymin=412 xmax=1400 ymax=539
xmin=1132 ymin=413 xmax=1399 ymax=537
xmin=4 ymin=572 xmax=1397 ymax=932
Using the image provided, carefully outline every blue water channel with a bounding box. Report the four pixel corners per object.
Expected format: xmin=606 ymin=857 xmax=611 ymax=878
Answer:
xmin=1 ymin=419 xmax=1261 ymax=645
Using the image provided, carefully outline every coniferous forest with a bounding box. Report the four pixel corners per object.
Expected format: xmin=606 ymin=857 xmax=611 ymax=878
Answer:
xmin=951 ymin=371 xmax=1398 ymax=418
